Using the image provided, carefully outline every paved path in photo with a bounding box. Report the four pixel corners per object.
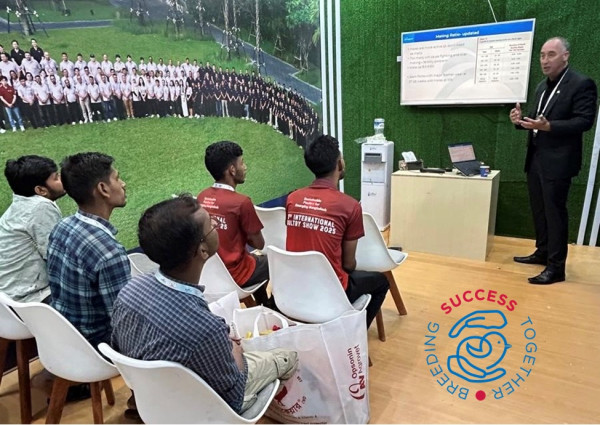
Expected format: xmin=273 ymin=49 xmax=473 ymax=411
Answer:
xmin=207 ymin=23 xmax=322 ymax=105
xmin=0 ymin=17 xmax=111 ymax=32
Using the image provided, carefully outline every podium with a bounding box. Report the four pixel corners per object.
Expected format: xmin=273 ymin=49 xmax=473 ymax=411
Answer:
xmin=389 ymin=170 xmax=500 ymax=261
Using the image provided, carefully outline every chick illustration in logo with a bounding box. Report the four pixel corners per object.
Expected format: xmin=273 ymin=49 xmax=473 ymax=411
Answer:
xmin=447 ymin=310 xmax=512 ymax=383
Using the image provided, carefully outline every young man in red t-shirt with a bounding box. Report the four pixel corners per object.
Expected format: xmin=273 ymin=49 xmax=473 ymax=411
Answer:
xmin=0 ymin=76 xmax=24 ymax=131
xmin=285 ymin=134 xmax=389 ymax=327
xmin=197 ymin=141 xmax=269 ymax=304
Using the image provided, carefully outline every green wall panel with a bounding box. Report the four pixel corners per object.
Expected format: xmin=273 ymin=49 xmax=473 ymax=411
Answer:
xmin=341 ymin=0 xmax=600 ymax=242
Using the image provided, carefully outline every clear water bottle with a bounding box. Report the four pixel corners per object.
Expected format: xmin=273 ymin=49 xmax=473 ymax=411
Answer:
xmin=374 ymin=118 xmax=385 ymax=137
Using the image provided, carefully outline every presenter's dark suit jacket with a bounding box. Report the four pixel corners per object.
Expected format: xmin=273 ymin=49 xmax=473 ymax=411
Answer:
xmin=523 ymin=69 xmax=598 ymax=179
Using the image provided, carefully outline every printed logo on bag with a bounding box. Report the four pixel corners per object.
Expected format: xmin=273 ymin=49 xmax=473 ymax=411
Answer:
xmin=347 ymin=345 xmax=366 ymax=400
xmin=423 ymin=289 xmax=538 ymax=402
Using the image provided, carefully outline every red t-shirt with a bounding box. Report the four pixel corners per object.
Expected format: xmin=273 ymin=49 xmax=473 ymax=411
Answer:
xmin=0 ymin=84 xmax=16 ymax=105
xmin=285 ymin=178 xmax=364 ymax=290
xmin=197 ymin=186 xmax=263 ymax=285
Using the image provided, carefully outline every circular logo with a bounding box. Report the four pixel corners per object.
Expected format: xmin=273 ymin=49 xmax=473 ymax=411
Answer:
xmin=423 ymin=289 xmax=538 ymax=401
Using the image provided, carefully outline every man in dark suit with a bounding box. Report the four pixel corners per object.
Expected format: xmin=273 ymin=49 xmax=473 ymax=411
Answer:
xmin=510 ymin=37 xmax=598 ymax=284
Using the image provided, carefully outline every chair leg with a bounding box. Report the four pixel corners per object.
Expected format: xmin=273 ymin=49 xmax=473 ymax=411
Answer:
xmin=90 ymin=381 xmax=104 ymax=424
xmin=375 ymin=310 xmax=386 ymax=342
xmin=102 ymin=379 xmax=115 ymax=405
xmin=16 ymin=339 xmax=33 ymax=424
xmin=46 ymin=377 xmax=71 ymax=424
xmin=0 ymin=337 xmax=9 ymax=388
xmin=384 ymin=271 xmax=407 ymax=315
xmin=241 ymin=296 xmax=257 ymax=308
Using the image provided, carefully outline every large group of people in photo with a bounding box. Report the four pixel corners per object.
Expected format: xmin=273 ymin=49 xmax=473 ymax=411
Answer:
xmin=0 ymin=38 xmax=320 ymax=148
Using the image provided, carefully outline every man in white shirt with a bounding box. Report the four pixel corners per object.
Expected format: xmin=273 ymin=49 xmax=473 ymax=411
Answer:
xmin=113 ymin=54 xmax=125 ymax=73
xmin=125 ymin=55 xmax=136 ymax=74
xmin=87 ymin=54 xmax=100 ymax=75
xmin=87 ymin=75 xmax=103 ymax=121
xmin=59 ymin=52 xmax=75 ymax=77
xmin=63 ymin=78 xmax=81 ymax=124
xmin=99 ymin=74 xmax=114 ymax=121
xmin=16 ymin=76 xmax=40 ymax=128
xmin=0 ymin=155 xmax=65 ymax=303
xmin=40 ymin=51 xmax=58 ymax=75
xmin=110 ymin=73 xmax=123 ymax=120
xmin=0 ymin=52 xmax=19 ymax=78
xmin=74 ymin=53 xmax=87 ymax=72
xmin=48 ymin=74 xmax=67 ymax=125
xmin=100 ymin=54 xmax=113 ymax=76
xmin=33 ymin=74 xmax=53 ymax=127
xmin=75 ymin=75 xmax=92 ymax=123
xmin=21 ymin=52 xmax=42 ymax=76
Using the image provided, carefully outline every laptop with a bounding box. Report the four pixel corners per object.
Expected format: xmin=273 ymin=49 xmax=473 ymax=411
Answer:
xmin=448 ymin=143 xmax=481 ymax=176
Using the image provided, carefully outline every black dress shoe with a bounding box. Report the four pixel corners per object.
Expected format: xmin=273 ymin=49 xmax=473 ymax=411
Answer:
xmin=514 ymin=253 xmax=547 ymax=265
xmin=528 ymin=268 xmax=565 ymax=285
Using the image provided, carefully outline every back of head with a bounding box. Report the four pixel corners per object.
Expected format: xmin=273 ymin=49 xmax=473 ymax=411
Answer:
xmin=4 ymin=155 xmax=57 ymax=197
xmin=138 ymin=195 xmax=204 ymax=272
xmin=304 ymin=134 xmax=340 ymax=178
xmin=204 ymin=141 xmax=243 ymax=181
xmin=60 ymin=152 xmax=113 ymax=205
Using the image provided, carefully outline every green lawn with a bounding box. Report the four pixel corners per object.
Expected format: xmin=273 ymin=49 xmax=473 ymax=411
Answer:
xmin=34 ymin=26 xmax=252 ymax=72
xmin=0 ymin=117 xmax=313 ymax=249
xmin=294 ymin=67 xmax=321 ymax=89
xmin=29 ymin=0 xmax=120 ymax=22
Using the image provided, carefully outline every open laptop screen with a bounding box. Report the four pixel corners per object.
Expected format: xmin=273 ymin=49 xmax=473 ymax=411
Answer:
xmin=448 ymin=143 xmax=476 ymax=163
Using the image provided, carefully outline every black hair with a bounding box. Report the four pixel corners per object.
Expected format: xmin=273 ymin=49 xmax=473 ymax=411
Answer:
xmin=138 ymin=195 xmax=204 ymax=271
xmin=304 ymin=134 xmax=341 ymax=178
xmin=204 ymin=141 xmax=243 ymax=181
xmin=59 ymin=152 xmax=114 ymax=205
xmin=61 ymin=52 xmax=67 ymax=56
xmin=4 ymin=155 xmax=58 ymax=197
xmin=0 ymin=76 xmax=6 ymax=81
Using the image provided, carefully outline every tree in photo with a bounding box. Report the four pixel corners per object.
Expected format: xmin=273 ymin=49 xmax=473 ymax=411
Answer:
xmin=286 ymin=0 xmax=319 ymax=72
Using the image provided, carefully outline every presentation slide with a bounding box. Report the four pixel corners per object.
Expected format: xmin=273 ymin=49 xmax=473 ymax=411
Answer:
xmin=400 ymin=19 xmax=536 ymax=106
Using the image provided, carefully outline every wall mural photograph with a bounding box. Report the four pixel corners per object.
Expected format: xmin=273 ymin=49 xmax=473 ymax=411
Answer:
xmin=0 ymin=0 xmax=323 ymax=248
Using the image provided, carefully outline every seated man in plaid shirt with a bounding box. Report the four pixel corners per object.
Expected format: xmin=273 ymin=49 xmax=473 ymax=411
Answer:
xmin=111 ymin=195 xmax=298 ymax=415
xmin=47 ymin=152 xmax=130 ymax=347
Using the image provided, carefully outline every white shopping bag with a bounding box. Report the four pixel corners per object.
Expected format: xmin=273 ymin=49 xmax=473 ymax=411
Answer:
xmin=207 ymin=291 xmax=239 ymax=324
xmin=234 ymin=308 xmax=370 ymax=424
xmin=232 ymin=306 xmax=294 ymax=339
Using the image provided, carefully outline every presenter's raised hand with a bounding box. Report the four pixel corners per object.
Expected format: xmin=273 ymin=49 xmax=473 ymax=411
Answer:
xmin=509 ymin=103 xmax=522 ymax=125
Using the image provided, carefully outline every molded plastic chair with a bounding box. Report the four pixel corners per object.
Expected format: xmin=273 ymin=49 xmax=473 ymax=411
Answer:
xmin=254 ymin=206 xmax=286 ymax=250
xmin=356 ymin=212 xmax=409 ymax=315
xmin=265 ymin=246 xmax=371 ymax=323
xmin=98 ymin=343 xmax=279 ymax=424
xmin=8 ymin=301 xmax=118 ymax=424
xmin=128 ymin=252 xmax=159 ymax=277
xmin=200 ymin=254 xmax=267 ymax=307
xmin=0 ymin=292 xmax=34 ymax=423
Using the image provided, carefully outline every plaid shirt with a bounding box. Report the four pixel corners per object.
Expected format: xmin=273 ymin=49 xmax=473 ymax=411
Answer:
xmin=47 ymin=210 xmax=130 ymax=346
xmin=111 ymin=272 xmax=247 ymax=413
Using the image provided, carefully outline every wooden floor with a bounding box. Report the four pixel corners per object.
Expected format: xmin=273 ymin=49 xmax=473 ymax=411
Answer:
xmin=1 ymin=236 xmax=599 ymax=423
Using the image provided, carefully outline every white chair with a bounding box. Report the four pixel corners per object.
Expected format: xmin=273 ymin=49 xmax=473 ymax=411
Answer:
xmin=128 ymin=252 xmax=159 ymax=277
xmin=9 ymin=301 xmax=118 ymax=424
xmin=356 ymin=212 xmax=409 ymax=316
xmin=200 ymin=254 xmax=267 ymax=307
xmin=254 ymin=206 xmax=286 ymax=250
xmin=0 ymin=292 xmax=34 ymax=423
xmin=265 ymin=246 xmax=371 ymax=323
xmin=98 ymin=343 xmax=279 ymax=424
